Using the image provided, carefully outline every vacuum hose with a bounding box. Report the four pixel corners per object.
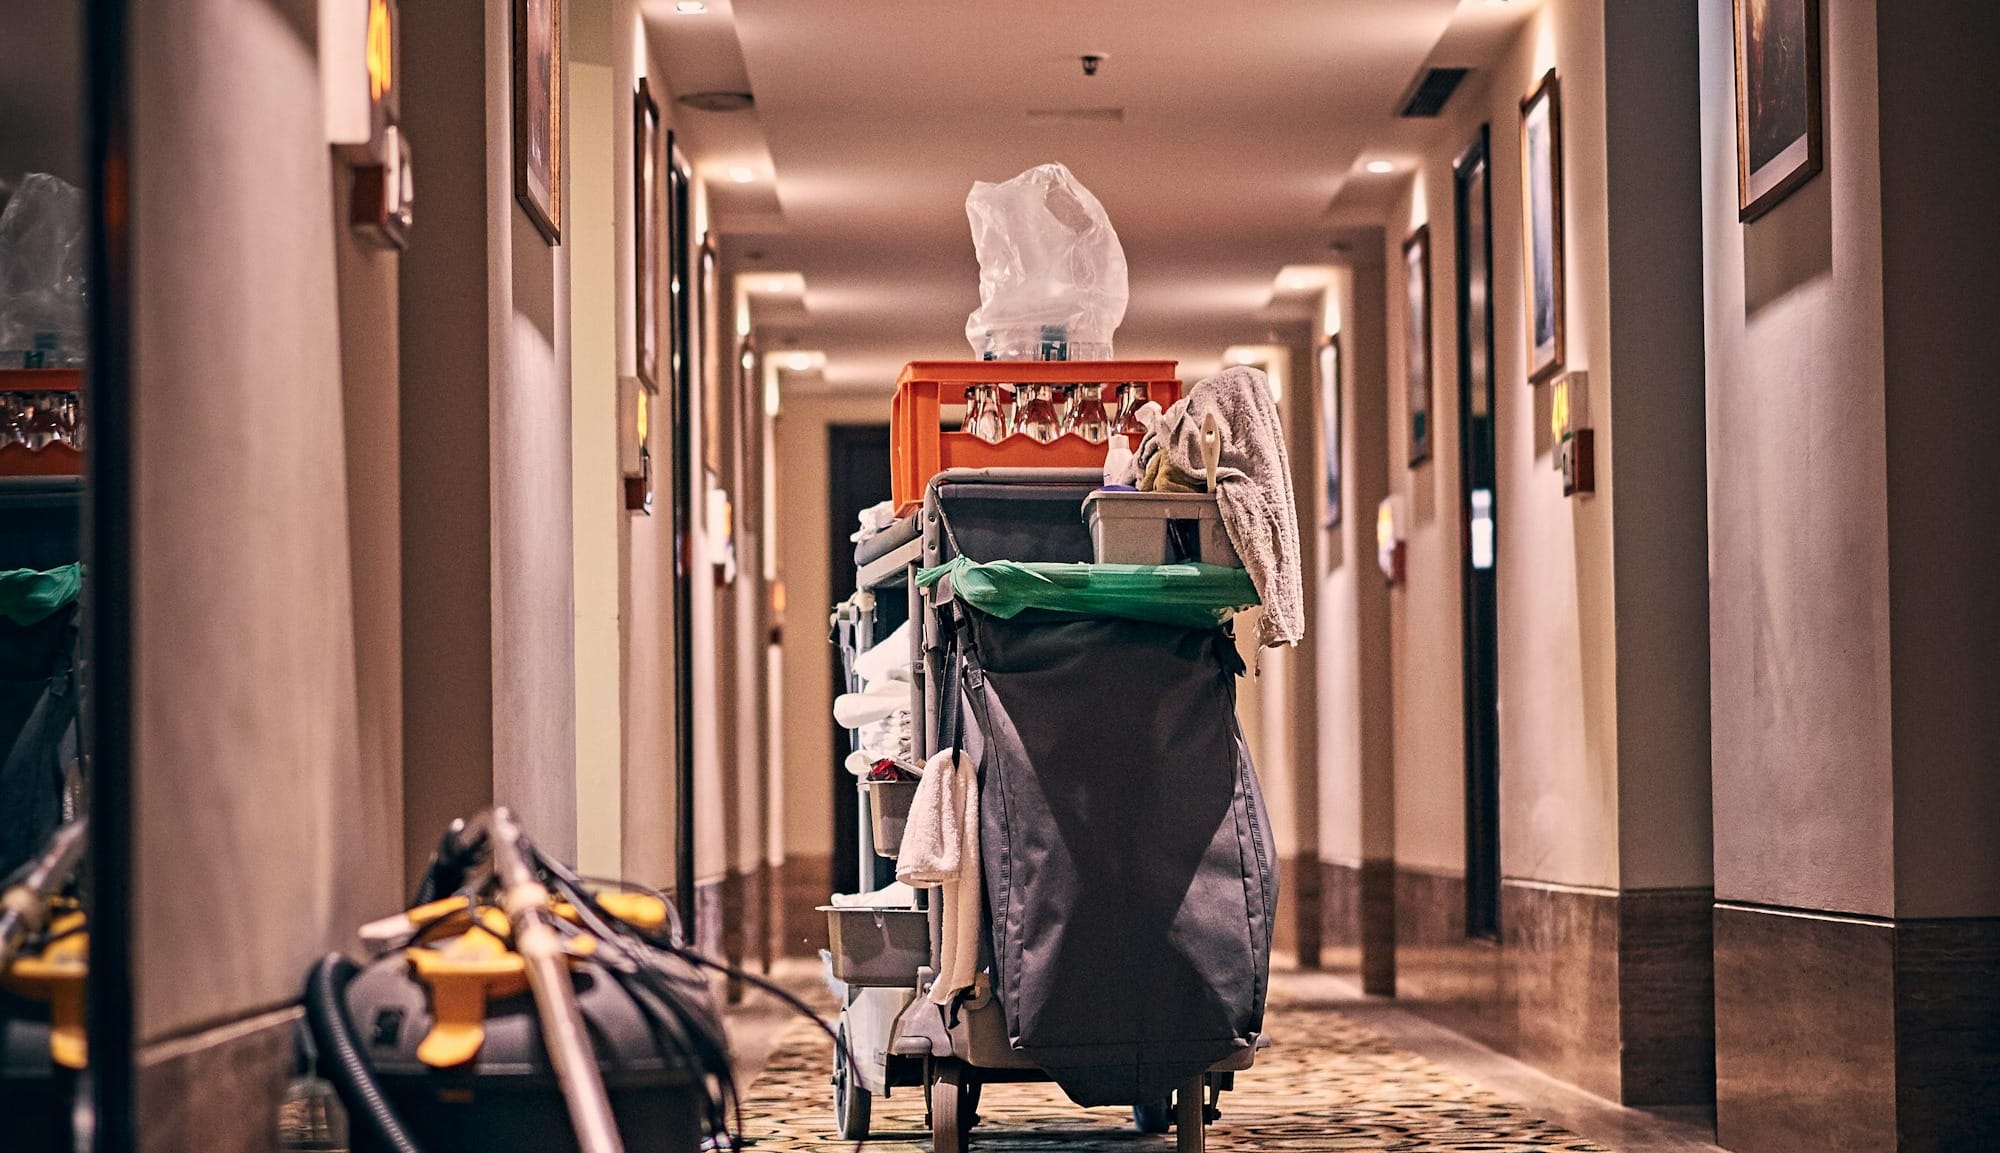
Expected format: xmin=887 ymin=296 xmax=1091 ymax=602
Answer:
xmin=304 ymin=953 xmax=425 ymax=1153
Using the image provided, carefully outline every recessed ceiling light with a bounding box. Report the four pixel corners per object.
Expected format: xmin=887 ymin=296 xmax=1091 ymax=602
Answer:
xmin=1366 ymin=160 xmax=1396 ymax=175
xmin=728 ymin=166 xmax=756 ymax=184
xmin=674 ymin=1 xmax=706 ymax=13
xmin=788 ymin=353 xmax=815 ymax=371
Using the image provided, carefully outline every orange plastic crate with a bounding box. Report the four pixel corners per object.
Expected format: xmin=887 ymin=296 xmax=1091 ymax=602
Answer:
xmin=891 ymin=360 xmax=1181 ymax=516
xmin=0 ymin=368 xmax=83 ymax=479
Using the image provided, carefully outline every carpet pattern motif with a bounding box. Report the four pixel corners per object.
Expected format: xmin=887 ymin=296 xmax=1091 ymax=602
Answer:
xmin=735 ymin=982 xmax=1613 ymax=1151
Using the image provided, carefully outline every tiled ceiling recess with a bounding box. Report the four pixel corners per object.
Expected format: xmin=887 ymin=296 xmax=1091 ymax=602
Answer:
xmin=652 ymin=0 xmax=1534 ymax=388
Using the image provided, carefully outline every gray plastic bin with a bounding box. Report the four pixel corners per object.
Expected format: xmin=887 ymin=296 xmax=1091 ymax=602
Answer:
xmin=821 ymin=904 xmax=929 ymax=988
xmin=1083 ymin=490 xmax=1240 ymax=567
xmin=866 ymin=779 xmax=919 ymax=859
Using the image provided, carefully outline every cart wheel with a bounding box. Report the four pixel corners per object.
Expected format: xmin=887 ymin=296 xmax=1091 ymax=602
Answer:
xmin=833 ymin=1024 xmax=871 ymax=1140
xmin=1132 ymin=1099 xmax=1172 ymax=1134
xmin=1174 ymin=1076 xmax=1206 ymax=1153
xmin=932 ymin=1060 xmax=972 ymax=1153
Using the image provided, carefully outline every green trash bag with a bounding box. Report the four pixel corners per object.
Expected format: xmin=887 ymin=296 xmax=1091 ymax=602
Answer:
xmin=917 ymin=557 xmax=1257 ymax=630
xmin=0 ymin=563 xmax=81 ymax=627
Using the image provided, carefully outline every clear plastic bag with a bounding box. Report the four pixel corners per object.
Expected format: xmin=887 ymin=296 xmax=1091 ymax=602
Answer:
xmin=964 ymin=163 xmax=1128 ymax=361
xmin=0 ymin=174 xmax=88 ymax=368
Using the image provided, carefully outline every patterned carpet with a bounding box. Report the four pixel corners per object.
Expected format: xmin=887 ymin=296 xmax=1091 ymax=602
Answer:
xmin=734 ymin=976 xmax=1613 ymax=1152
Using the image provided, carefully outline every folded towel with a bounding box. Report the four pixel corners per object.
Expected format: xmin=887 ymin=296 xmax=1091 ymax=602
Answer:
xmin=829 ymin=881 xmax=920 ymax=909
xmin=833 ymin=680 xmax=910 ymax=728
xmin=853 ymin=620 xmax=914 ymax=687
xmin=896 ymin=747 xmax=981 ymax=1005
xmin=1138 ymin=366 xmax=1303 ymax=647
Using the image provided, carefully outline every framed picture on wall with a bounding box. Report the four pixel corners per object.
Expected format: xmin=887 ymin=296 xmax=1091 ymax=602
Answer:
xmin=511 ymin=0 xmax=563 ymax=243
xmin=634 ymin=80 xmax=661 ymax=391
xmin=1733 ymin=0 xmax=1823 ymax=221
xmin=1319 ymin=335 xmax=1342 ymax=528
xmin=1404 ymin=225 xmax=1433 ymax=468
xmin=1520 ymin=68 xmax=1564 ymax=386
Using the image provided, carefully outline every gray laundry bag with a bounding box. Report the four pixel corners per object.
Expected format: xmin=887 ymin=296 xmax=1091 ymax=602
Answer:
xmin=955 ymin=607 xmax=1276 ymax=1107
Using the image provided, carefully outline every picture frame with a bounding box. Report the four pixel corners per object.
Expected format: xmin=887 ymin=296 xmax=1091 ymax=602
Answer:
xmin=1404 ymin=225 xmax=1433 ymax=468
xmin=633 ymin=78 xmax=661 ymax=391
xmin=1519 ymin=69 xmax=1564 ymax=386
xmin=1319 ymin=335 xmax=1342 ymax=528
xmin=1732 ymin=0 xmax=1823 ymax=221
xmin=512 ymin=0 xmax=563 ymax=244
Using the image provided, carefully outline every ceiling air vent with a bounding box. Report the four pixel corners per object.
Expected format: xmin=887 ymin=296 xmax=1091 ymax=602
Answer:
xmin=1397 ymin=68 xmax=1469 ymax=118
xmin=1025 ymin=107 xmax=1125 ymax=124
xmin=678 ymin=91 xmax=755 ymax=113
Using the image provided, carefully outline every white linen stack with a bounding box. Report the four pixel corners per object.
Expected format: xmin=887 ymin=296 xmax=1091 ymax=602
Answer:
xmin=834 ymin=620 xmax=916 ymax=772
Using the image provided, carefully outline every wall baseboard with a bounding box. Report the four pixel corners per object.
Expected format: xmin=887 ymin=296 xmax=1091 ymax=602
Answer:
xmin=138 ymin=1007 xmax=299 ymax=1153
xmin=1392 ymin=868 xmax=1713 ymax=1106
xmin=1715 ymin=903 xmax=2000 ymax=1152
xmin=778 ymin=854 xmax=833 ymax=957
xmin=1320 ymin=858 xmax=1396 ymax=995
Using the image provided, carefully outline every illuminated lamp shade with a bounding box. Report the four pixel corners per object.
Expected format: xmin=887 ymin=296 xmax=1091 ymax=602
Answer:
xmin=1550 ymin=371 xmax=1594 ymax=496
xmin=1377 ymin=494 xmax=1407 ymax=584
xmin=621 ymin=376 xmax=653 ymax=513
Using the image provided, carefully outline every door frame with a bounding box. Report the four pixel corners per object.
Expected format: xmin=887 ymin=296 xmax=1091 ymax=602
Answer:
xmin=824 ymin=423 xmax=892 ymax=895
xmin=1454 ymin=125 xmax=1502 ymax=940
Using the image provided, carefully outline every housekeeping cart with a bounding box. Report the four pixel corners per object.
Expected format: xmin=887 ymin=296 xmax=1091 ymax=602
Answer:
xmin=825 ymin=363 xmax=1275 ymax=1153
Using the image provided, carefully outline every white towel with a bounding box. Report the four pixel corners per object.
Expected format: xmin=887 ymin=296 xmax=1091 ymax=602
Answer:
xmin=853 ymin=620 xmax=914 ymax=687
xmin=833 ymin=680 xmax=909 ymax=728
xmin=895 ymin=747 xmax=981 ymax=1005
xmin=1139 ymin=366 xmax=1303 ymax=647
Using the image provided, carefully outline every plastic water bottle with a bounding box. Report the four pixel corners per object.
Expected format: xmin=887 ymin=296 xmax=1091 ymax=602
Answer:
xmin=1102 ymin=434 xmax=1135 ymax=487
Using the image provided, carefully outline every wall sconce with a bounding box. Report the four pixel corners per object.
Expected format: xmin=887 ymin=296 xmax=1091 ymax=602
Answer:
xmin=350 ymin=123 xmax=414 ymax=250
xmin=1551 ymin=370 xmax=1594 ymax=497
xmin=620 ymin=375 xmax=652 ymax=513
xmin=706 ymin=481 xmax=736 ymax=583
xmin=1377 ymin=493 xmax=1407 ymax=586
xmin=325 ymin=0 xmax=412 ymax=249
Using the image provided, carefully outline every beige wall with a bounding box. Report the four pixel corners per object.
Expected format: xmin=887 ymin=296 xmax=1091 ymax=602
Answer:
xmin=486 ymin=0 xmax=579 ymax=861
xmin=401 ymin=0 xmax=578 ymax=873
xmin=1370 ymin=0 xmax=1710 ymax=893
xmin=616 ymin=18 xmax=681 ymax=891
xmin=130 ymin=0 xmax=398 ymax=1039
xmin=1701 ymin=0 xmax=2000 ymax=919
xmin=1699 ymin=0 xmax=1894 ymax=916
xmin=774 ymin=388 xmax=887 ymax=859
xmin=569 ymin=0 xmax=625 ymax=879
xmin=1874 ymin=5 xmax=2000 ymax=919
xmin=1602 ymin=0 xmax=1712 ymax=892
xmin=1315 ymin=258 xmax=1395 ymax=869
xmin=689 ymin=188 xmax=729 ymax=892
xmin=334 ymin=161 xmax=410 ymax=927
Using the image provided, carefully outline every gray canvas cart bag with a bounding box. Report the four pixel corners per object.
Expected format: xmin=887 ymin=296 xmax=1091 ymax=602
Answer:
xmin=953 ymin=606 xmax=1275 ymax=1107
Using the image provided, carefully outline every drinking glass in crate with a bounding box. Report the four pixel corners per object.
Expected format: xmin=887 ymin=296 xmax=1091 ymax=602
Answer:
xmin=1066 ymin=384 xmax=1110 ymax=444
xmin=1016 ymin=385 xmax=1062 ymax=444
xmin=967 ymin=384 xmax=1007 ymax=444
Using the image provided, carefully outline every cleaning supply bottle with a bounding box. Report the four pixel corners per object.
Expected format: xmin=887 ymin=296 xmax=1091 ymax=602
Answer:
xmin=1102 ymin=434 xmax=1135 ymax=488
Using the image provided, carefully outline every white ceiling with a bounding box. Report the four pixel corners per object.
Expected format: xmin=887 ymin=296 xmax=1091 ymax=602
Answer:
xmin=649 ymin=0 xmax=1533 ymax=387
